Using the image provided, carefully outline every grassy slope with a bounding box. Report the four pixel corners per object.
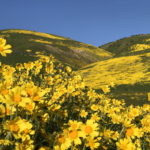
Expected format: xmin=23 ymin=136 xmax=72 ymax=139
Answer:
xmin=79 ymin=34 xmax=150 ymax=105
xmin=100 ymin=34 xmax=150 ymax=56
xmin=0 ymin=29 xmax=112 ymax=69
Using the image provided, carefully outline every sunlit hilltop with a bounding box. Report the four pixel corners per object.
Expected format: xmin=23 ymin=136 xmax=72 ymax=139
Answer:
xmin=0 ymin=29 xmax=112 ymax=69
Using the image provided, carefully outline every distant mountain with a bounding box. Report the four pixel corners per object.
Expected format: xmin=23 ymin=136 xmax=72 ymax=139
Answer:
xmin=79 ymin=34 xmax=150 ymax=105
xmin=100 ymin=34 xmax=150 ymax=56
xmin=0 ymin=29 xmax=112 ymax=69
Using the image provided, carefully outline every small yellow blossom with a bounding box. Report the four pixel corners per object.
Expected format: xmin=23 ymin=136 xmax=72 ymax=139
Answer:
xmin=91 ymin=104 xmax=99 ymax=111
xmin=101 ymin=85 xmax=110 ymax=93
xmin=80 ymin=110 xmax=88 ymax=118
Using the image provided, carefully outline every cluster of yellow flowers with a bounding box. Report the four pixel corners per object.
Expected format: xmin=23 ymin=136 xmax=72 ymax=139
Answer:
xmin=130 ymin=43 xmax=150 ymax=52
xmin=0 ymin=38 xmax=150 ymax=150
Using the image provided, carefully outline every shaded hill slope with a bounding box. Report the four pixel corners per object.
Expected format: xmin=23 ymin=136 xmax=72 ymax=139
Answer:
xmin=100 ymin=34 xmax=150 ymax=57
xmin=79 ymin=52 xmax=150 ymax=105
xmin=0 ymin=29 xmax=112 ymax=69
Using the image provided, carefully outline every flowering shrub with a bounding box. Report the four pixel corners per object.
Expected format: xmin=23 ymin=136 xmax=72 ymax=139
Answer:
xmin=0 ymin=38 xmax=150 ymax=150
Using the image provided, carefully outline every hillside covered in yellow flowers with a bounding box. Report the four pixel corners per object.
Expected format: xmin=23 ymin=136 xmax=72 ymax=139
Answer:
xmin=1 ymin=29 xmax=150 ymax=105
xmin=79 ymin=34 xmax=150 ymax=105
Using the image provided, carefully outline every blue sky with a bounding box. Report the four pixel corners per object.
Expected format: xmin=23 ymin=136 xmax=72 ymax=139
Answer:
xmin=0 ymin=0 xmax=150 ymax=46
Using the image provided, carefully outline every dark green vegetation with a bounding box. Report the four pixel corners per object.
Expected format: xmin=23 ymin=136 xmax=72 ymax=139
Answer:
xmin=0 ymin=29 xmax=112 ymax=69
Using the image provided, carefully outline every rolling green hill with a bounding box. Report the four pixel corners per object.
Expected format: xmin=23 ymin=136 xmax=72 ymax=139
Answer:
xmin=0 ymin=29 xmax=112 ymax=69
xmin=1 ymin=30 xmax=150 ymax=105
xmin=79 ymin=34 xmax=150 ymax=105
xmin=100 ymin=34 xmax=150 ymax=57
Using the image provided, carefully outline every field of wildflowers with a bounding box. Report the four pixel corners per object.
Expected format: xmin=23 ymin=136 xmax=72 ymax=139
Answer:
xmin=0 ymin=38 xmax=150 ymax=150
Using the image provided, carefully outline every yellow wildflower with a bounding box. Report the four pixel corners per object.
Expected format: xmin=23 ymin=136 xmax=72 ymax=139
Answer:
xmin=121 ymin=118 xmax=132 ymax=128
xmin=0 ymin=104 xmax=16 ymax=117
xmin=102 ymin=129 xmax=114 ymax=139
xmin=67 ymin=85 xmax=75 ymax=93
xmin=5 ymin=119 xmax=20 ymax=133
xmin=0 ymin=139 xmax=13 ymax=145
xmin=86 ymin=137 xmax=100 ymax=150
xmin=16 ymin=63 xmax=24 ymax=71
xmin=127 ymin=106 xmax=141 ymax=119
xmin=1 ymin=65 xmax=15 ymax=79
xmin=15 ymin=137 xmax=34 ymax=150
xmin=4 ymin=117 xmax=33 ymax=137
xmin=116 ymin=138 xmax=135 ymax=150
xmin=80 ymin=120 xmax=99 ymax=138
xmin=68 ymin=120 xmax=81 ymax=130
xmin=3 ymin=86 xmax=23 ymax=105
xmin=16 ymin=118 xmax=33 ymax=134
xmin=38 ymin=55 xmax=50 ymax=63
xmin=91 ymin=113 xmax=100 ymax=122
xmin=126 ymin=126 xmax=143 ymax=138
xmin=40 ymin=113 xmax=49 ymax=122
xmin=142 ymin=104 xmax=150 ymax=112
xmin=87 ymin=89 xmax=97 ymax=99
xmin=110 ymin=82 xmax=115 ymax=87
xmin=0 ymin=38 xmax=12 ymax=56
xmin=25 ymin=102 xmax=35 ymax=112
xmin=112 ymin=131 xmax=119 ymax=140
xmin=45 ymin=63 xmax=54 ymax=74
xmin=0 ymin=83 xmax=9 ymax=96
xmin=24 ymin=82 xmax=48 ymax=102
xmin=141 ymin=114 xmax=150 ymax=133
xmin=91 ymin=104 xmax=99 ymax=111
xmin=49 ymin=104 xmax=61 ymax=112
xmin=45 ymin=76 xmax=54 ymax=85
xmin=67 ymin=129 xmax=82 ymax=145
xmin=24 ymin=62 xmax=34 ymax=71
xmin=110 ymin=114 xmax=122 ymax=124
xmin=56 ymin=133 xmax=71 ymax=150
xmin=101 ymin=85 xmax=110 ymax=93
xmin=80 ymin=110 xmax=88 ymax=118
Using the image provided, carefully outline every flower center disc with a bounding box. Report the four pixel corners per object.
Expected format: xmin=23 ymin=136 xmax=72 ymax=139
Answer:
xmin=0 ymin=46 xmax=3 ymax=51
